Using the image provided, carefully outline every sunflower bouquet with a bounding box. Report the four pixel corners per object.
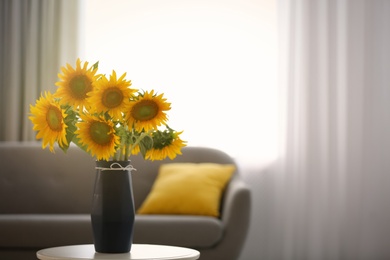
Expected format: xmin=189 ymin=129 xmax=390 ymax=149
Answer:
xmin=29 ymin=59 xmax=186 ymax=162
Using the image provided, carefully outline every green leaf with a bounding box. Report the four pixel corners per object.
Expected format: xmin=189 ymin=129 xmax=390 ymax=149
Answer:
xmin=59 ymin=143 xmax=70 ymax=153
xmin=138 ymin=135 xmax=153 ymax=158
xmin=92 ymin=61 xmax=99 ymax=70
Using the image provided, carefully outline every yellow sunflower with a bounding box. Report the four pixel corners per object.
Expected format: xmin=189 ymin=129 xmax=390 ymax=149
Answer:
xmin=75 ymin=113 xmax=119 ymax=161
xmin=88 ymin=71 xmax=136 ymax=121
xmin=126 ymin=90 xmax=171 ymax=132
xmin=145 ymin=130 xmax=186 ymax=161
xmin=29 ymin=91 xmax=68 ymax=152
xmin=55 ymin=58 xmax=99 ymax=108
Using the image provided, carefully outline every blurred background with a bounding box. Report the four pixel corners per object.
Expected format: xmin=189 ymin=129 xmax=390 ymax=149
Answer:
xmin=2 ymin=1 xmax=390 ymax=259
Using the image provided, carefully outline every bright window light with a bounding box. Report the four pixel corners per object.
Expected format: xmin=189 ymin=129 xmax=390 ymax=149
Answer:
xmin=82 ymin=0 xmax=278 ymax=164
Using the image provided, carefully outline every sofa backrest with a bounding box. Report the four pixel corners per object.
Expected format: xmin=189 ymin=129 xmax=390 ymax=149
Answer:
xmin=0 ymin=142 xmax=237 ymax=214
xmin=0 ymin=142 xmax=95 ymax=214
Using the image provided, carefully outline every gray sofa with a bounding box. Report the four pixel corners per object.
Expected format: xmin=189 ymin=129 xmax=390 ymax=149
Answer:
xmin=0 ymin=142 xmax=251 ymax=260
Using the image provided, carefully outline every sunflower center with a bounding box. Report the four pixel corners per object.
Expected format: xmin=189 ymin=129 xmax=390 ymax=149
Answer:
xmin=102 ymin=87 xmax=123 ymax=108
xmin=46 ymin=106 xmax=63 ymax=131
xmin=89 ymin=121 xmax=112 ymax=145
xmin=131 ymin=100 xmax=158 ymax=121
xmin=69 ymin=75 xmax=92 ymax=99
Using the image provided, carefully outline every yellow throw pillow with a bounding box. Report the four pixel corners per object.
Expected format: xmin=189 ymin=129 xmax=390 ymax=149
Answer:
xmin=137 ymin=163 xmax=235 ymax=217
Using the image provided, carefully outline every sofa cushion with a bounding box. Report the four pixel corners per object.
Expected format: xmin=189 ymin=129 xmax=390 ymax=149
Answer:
xmin=0 ymin=214 xmax=93 ymax=248
xmin=134 ymin=215 xmax=223 ymax=248
xmin=137 ymin=163 xmax=235 ymax=217
xmin=0 ymin=214 xmax=223 ymax=249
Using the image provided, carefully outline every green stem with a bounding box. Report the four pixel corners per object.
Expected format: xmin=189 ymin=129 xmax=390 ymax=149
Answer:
xmin=125 ymin=144 xmax=130 ymax=160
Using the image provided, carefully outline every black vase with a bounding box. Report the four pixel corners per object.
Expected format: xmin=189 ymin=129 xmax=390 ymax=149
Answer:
xmin=91 ymin=160 xmax=135 ymax=253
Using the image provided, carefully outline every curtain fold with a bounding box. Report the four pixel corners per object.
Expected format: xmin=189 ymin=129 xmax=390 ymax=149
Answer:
xmin=266 ymin=1 xmax=390 ymax=259
xmin=0 ymin=0 xmax=80 ymax=141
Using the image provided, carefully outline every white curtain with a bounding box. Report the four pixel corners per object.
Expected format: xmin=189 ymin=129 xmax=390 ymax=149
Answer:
xmin=0 ymin=0 xmax=81 ymax=141
xmin=261 ymin=1 xmax=390 ymax=259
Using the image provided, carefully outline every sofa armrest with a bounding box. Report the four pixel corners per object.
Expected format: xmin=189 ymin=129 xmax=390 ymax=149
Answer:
xmin=218 ymin=175 xmax=251 ymax=259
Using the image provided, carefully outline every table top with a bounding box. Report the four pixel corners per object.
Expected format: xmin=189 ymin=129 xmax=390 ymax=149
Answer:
xmin=36 ymin=244 xmax=200 ymax=260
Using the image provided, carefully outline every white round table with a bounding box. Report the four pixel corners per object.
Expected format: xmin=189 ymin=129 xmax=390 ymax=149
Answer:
xmin=36 ymin=244 xmax=200 ymax=260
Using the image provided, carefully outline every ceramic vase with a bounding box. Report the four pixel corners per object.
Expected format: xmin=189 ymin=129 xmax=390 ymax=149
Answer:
xmin=91 ymin=160 xmax=135 ymax=253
